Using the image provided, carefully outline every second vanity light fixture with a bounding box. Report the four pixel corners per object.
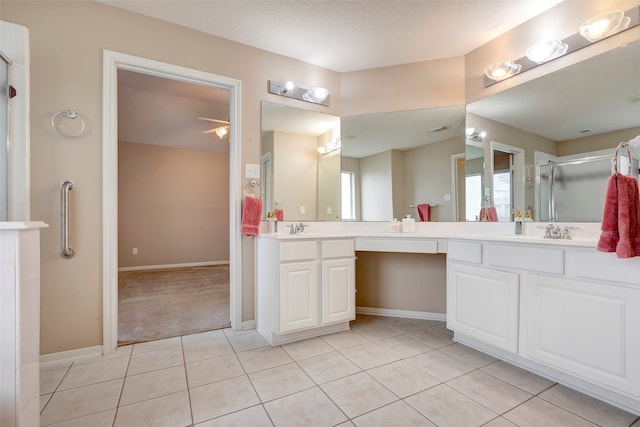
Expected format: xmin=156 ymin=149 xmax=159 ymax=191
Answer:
xmin=268 ymin=80 xmax=330 ymax=106
xmin=484 ymin=6 xmax=637 ymax=85
xmin=317 ymin=138 xmax=341 ymax=154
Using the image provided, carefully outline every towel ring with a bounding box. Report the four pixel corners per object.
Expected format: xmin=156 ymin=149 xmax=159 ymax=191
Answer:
xmin=51 ymin=109 xmax=85 ymax=138
xmin=244 ymin=179 xmax=264 ymax=198
xmin=614 ymin=142 xmax=632 ymax=175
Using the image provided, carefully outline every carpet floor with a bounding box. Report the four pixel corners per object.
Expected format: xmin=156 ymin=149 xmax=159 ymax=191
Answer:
xmin=118 ymin=265 xmax=230 ymax=345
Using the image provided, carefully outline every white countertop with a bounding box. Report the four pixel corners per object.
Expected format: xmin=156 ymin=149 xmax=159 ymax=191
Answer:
xmin=0 ymin=221 xmax=49 ymax=230
xmin=257 ymin=221 xmax=600 ymax=248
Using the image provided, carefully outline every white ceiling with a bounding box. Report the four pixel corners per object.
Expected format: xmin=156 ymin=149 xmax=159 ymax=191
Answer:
xmin=99 ymin=0 xmax=564 ymax=72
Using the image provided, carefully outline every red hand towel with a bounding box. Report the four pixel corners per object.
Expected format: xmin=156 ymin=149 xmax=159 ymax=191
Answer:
xmin=241 ymin=195 xmax=262 ymax=236
xmin=598 ymin=174 xmax=619 ymax=252
xmin=487 ymin=207 xmax=498 ymax=222
xmin=275 ymin=208 xmax=284 ymax=221
xmin=615 ymin=174 xmax=640 ymax=258
xmin=417 ymin=204 xmax=430 ymax=222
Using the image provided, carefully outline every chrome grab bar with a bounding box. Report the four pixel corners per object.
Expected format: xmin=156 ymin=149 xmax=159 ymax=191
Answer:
xmin=60 ymin=180 xmax=75 ymax=259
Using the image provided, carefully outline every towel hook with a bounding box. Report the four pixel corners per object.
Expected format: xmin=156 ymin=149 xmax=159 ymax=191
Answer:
xmin=614 ymin=142 xmax=632 ymax=175
xmin=51 ymin=109 xmax=85 ymax=138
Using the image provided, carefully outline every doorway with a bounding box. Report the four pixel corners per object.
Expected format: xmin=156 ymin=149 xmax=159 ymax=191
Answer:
xmin=103 ymin=51 xmax=242 ymax=354
xmin=116 ymin=69 xmax=231 ymax=344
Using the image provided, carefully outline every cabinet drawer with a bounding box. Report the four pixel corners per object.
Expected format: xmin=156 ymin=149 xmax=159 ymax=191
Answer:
xmin=487 ymin=244 xmax=564 ymax=275
xmin=280 ymin=241 xmax=317 ymax=262
xmin=322 ymin=239 xmax=354 ymax=259
xmin=448 ymin=240 xmax=482 ymax=264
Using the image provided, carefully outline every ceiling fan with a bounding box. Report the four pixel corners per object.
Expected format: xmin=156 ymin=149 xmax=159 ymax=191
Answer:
xmin=198 ymin=117 xmax=230 ymax=139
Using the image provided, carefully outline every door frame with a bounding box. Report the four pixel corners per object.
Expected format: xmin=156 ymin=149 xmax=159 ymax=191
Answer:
xmin=102 ymin=50 xmax=242 ymax=354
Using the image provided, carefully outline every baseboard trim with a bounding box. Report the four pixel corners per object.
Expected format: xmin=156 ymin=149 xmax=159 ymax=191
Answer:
xmin=356 ymin=306 xmax=446 ymax=321
xmin=240 ymin=320 xmax=256 ymax=331
xmin=40 ymin=345 xmax=104 ymax=369
xmin=118 ymin=261 xmax=229 ymax=272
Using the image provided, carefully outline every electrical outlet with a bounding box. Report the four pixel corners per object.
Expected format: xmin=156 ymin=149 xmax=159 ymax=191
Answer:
xmin=132 ymin=248 xmax=138 ymax=255
xmin=245 ymin=163 xmax=260 ymax=179
xmin=327 ymin=207 xmax=332 ymax=214
xmin=300 ymin=206 xmax=306 ymax=214
xmin=444 ymin=194 xmax=451 ymax=201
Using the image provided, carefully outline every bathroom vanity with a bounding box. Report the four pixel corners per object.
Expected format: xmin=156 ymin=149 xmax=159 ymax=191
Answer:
xmin=447 ymin=237 xmax=640 ymax=414
xmin=255 ymin=222 xmax=640 ymax=414
xmin=256 ymin=234 xmax=356 ymax=345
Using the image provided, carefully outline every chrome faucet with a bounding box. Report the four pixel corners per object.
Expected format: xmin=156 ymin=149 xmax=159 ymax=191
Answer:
xmin=542 ymin=224 xmax=577 ymax=239
xmin=287 ymin=223 xmax=309 ymax=234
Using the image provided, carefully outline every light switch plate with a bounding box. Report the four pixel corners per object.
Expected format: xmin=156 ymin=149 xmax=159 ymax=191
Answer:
xmin=245 ymin=163 xmax=260 ymax=179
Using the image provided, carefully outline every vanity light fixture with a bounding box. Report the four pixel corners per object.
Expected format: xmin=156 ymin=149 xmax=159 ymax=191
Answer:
xmin=268 ymin=80 xmax=330 ymax=106
xmin=484 ymin=61 xmax=522 ymax=81
xmin=466 ymin=127 xmax=486 ymax=141
xmin=525 ymin=40 xmax=568 ymax=64
xmin=483 ymin=6 xmax=638 ymax=87
xmin=317 ymin=138 xmax=341 ymax=154
xmin=579 ymin=10 xmax=631 ymax=42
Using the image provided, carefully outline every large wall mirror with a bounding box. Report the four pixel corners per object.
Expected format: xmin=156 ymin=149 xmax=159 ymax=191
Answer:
xmin=260 ymin=101 xmax=341 ymax=221
xmin=466 ymin=38 xmax=640 ymax=223
xmin=341 ymin=107 xmax=466 ymax=222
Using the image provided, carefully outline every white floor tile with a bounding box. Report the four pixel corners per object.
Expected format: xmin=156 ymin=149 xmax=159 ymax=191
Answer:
xmin=43 ymin=409 xmax=116 ymax=427
xmin=352 ymin=400 xmax=436 ymax=427
xmin=186 ymin=353 xmax=245 ymax=388
xmin=190 ymin=375 xmax=260 ymax=424
xmin=321 ymin=372 xmax=397 ymax=418
xmin=406 ymin=349 xmax=474 ymax=382
xmin=340 ymin=342 xmax=401 ymax=370
xmin=181 ymin=329 xmax=226 ymax=345
xmin=40 ymin=379 xmax=123 ymax=426
xmin=367 ymin=360 xmax=440 ymax=398
xmin=195 ymin=404 xmax=272 ymax=426
xmin=40 ymin=367 xmax=69 ymax=394
xmin=182 ymin=337 xmax=234 ymax=363
xmin=438 ymin=343 xmax=498 ymax=368
xmin=127 ymin=345 xmax=184 ymax=376
xmin=57 ymin=357 xmax=129 ymax=391
xmin=114 ymin=390 xmax=191 ymax=427
xmin=264 ymin=387 xmax=347 ymax=427
xmin=320 ymin=330 xmax=369 ymax=350
xmin=446 ymin=369 xmax=532 ymax=414
xmin=119 ymin=365 xmax=187 ymax=406
xmin=374 ymin=334 xmax=433 ymax=358
xmin=248 ymin=363 xmax=315 ymax=402
xmin=481 ymin=360 xmax=555 ymax=395
xmin=503 ymin=396 xmax=599 ymax=427
xmin=227 ymin=331 xmax=269 ymax=352
xmin=539 ymin=384 xmax=637 ymax=427
xmin=281 ymin=337 xmax=334 ymax=361
xmin=131 ymin=336 xmax=182 ymax=354
xmin=405 ymin=384 xmax=497 ymax=427
xmin=297 ymin=350 xmax=361 ymax=384
xmin=237 ymin=346 xmax=293 ymax=374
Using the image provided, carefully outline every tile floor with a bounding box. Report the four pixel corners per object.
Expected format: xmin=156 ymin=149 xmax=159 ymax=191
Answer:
xmin=39 ymin=315 xmax=640 ymax=426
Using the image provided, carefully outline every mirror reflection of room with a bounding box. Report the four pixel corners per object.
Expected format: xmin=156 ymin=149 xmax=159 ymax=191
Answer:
xmin=260 ymin=102 xmax=341 ymax=222
xmin=466 ymin=38 xmax=640 ymax=223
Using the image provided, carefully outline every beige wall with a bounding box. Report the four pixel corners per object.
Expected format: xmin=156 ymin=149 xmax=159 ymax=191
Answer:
xmin=403 ymin=136 xmax=465 ymax=222
xmin=341 ymin=56 xmax=465 ymax=116
xmin=557 ymin=126 xmax=640 ymax=157
xmin=356 ymin=252 xmax=447 ymax=314
xmin=272 ymin=131 xmax=318 ymax=221
xmin=118 ymin=142 xmax=229 ymax=268
xmin=317 ymin=151 xmax=341 ymax=221
xmin=360 ymin=151 xmax=395 ymax=221
xmin=1 ymin=0 xmax=341 ymax=354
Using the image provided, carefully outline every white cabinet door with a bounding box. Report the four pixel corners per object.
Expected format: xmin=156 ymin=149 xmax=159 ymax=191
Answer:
xmin=321 ymin=258 xmax=355 ymax=324
xmin=447 ymin=263 xmax=520 ymax=353
xmin=279 ymin=261 xmax=318 ymax=333
xmin=524 ymin=274 xmax=640 ymax=398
